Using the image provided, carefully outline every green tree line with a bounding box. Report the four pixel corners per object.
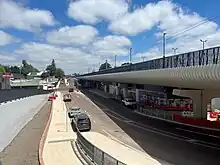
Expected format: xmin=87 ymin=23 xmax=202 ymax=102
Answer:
xmin=0 ymin=59 xmax=65 ymax=78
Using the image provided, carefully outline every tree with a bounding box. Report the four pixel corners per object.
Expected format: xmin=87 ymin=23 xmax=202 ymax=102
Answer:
xmin=0 ymin=65 xmax=5 ymax=74
xmin=3 ymin=65 xmax=10 ymax=73
xmin=121 ymin=62 xmax=131 ymax=66
xmin=41 ymin=71 xmax=50 ymax=78
xmin=21 ymin=60 xmax=39 ymax=75
xmin=46 ymin=59 xmax=57 ymax=76
xmin=73 ymin=73 xmax=80 ymax=76
xmin=55 ymin=68 xmax=65 ymax=78
xmin=10 ymin=66 xmax=20 ymax=73
xmin=99 ymin=61 xmax=112 ymax=71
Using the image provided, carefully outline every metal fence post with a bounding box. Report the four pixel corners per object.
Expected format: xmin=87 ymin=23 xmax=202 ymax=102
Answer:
xmin=101 ymin=152 xmax=104 ymax=165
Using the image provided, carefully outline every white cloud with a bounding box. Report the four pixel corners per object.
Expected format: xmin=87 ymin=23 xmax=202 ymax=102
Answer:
xmin=0 ymin=53 xmax=19 ymax=67
xmin=109 ymin=1 xmax=174 ymax=35
xmin=103 ymin=0 xmax=219 ymax=61
xmin=91 ymin=35 xmax=132 ymax=58
xmin=14 ymin=42 xmax=102 ymax=74
xmin=11 ymin=35 xmax=132 ymax=73
xmin=0 ymin=0 xmax=56 ymax=31
xmin=134 ymin=47 xmax=161 ymax=63
xmin=46 ymin=25 xmax=98 ymax=46
xmin=3 ymin=0 xmax=220 ymax=74
xmin=0 ymin=30 xmax=20 ymax=46
xmin=67 ymin=0 xmax=129 ymax=24
xmin=0 ymin=53 xmax=17 ymax=61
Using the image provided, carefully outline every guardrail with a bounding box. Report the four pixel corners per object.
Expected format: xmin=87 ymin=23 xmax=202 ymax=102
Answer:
xmin=76 ymin=129 xmax=126 ymax=165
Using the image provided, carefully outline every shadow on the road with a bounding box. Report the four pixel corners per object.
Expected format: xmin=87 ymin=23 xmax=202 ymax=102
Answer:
xmin=80 ymin=89 xmax=220 ymax=165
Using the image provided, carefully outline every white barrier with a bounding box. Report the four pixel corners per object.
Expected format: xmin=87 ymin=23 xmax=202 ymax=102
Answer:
xmin=0 ymin=94 xmax=47 ymax=152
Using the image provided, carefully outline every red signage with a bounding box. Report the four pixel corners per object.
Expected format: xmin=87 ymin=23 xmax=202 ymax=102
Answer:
xmin=2 ymin=73 xmax=12 ymax=78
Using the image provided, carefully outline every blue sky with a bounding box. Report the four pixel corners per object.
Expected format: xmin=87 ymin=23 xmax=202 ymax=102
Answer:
xmin=1 ymin=0 xmax=220 ymax=74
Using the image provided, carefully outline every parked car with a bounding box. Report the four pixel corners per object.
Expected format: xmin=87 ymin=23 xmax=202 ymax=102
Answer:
xmin=75 ymin=113 xmax=91 ymax=132
xmin=122 ymin=98 xmax=136 ymax=107
xmin=63 ymin=94 xmax=71 ymax=102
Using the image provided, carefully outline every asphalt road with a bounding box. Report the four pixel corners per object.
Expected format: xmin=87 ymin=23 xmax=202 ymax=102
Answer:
xmin=65 ymin=92 xmax=148 ymax=150
xmin=0 ymin=102 xmax=51 ymax=165
xmin=79 ymin=89 xmax=220 ymax=165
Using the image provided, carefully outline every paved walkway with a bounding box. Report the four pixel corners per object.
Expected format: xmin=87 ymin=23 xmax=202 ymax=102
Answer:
xmin=82 ymin=132 xmax=165 ymax=165
xmin=42 ymin=91 xmax=83 ymax=165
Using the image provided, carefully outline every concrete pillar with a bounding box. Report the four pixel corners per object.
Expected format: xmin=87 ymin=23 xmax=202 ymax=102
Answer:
xmin=173 ymin=89 xmax=220 ymax=119
xmin=115 ymin=86 xmax=119 ymax=96
xmin=1 ymin=77 xmax=11 ymax=89
xmin=122 ymin=87 xmax=128 ymax=98
xmin=136 ymin=88 xmax=140 ymax=102
xmin=104 ymin=84 xmax=108 ymax=92
xmin=96 ymin=82 xmax=100 ymax=89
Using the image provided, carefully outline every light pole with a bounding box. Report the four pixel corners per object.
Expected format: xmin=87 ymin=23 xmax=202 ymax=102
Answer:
xmin=129 ymin=48 xmax=132 ymax=64
xmin=163 ymin=32 xmax=166 ymax=68
xmin=172 ymin=48 xmax=178 ymax=55
xmin=19 ymin=66 xmax=22 ymax=88
xmin=105 ymin=59 xmax=108 ymax=69
xmin=141 ymin=56 xmax=146 ymax=62
xmin=98 ymin=62 xmax=100 ymax=71
xmin=93 ymin=64 xmax=96 ymax=72
xmin=200 ymin=39 xmax=207 ymax=50
xmin=114 ymin=55 xmax=116 ymax=68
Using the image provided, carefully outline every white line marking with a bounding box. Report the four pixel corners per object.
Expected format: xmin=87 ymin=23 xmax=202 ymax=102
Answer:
xmin=104 ymin=111 xmax=186 ymax=141
xmin=186 ymin=139 xmax=198 ymax=143
xmin=191 ymin=141 xmax=220 ymax=150
xmin=101 ymin=129 xmax=150 ymax=155
xmin=105 ymin=110 xmax=188 ymax=139
xmin=104 ymin=111 xmax=220 ymax=149
xmin=176 ymin=127 xmax=220 ymax=139
xmin=93 ymin=120 xmax=96 ymax=123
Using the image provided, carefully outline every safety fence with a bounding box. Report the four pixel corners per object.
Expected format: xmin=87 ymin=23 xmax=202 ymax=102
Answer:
xmin=75 ymin=125 xmax=126 ymax=165
xmin=80 ymin=45 xmax=220 ymax=76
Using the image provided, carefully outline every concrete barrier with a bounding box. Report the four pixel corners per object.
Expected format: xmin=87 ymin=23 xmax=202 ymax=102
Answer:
xmin=0 ymin=94 xmax=48 ymax=152
xmin=0 ymin=88 xmax=50 ymax=104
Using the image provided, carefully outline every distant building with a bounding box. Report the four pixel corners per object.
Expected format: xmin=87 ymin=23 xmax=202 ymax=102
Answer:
xmin=1 ymin=73 xmax=12 ymax=89
xmin=11 ymin=73 xmax=25 ymax=80
xmin=27 ymin=70 xmax=49 ymax=79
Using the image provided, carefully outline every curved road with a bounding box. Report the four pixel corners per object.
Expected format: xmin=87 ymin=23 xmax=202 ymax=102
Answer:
xmin=64 ymin=79 xmax=220 ymax=165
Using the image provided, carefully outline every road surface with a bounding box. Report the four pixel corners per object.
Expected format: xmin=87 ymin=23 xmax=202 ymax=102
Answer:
xmin=0 ymin=102 xmax=51 ymax=165
xmin=74 ymin=88 xmax=220 ymax=165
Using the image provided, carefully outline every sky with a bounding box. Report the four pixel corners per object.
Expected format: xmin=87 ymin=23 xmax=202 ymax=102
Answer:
xmin=1 ymin=0 xmax=220 ymax=74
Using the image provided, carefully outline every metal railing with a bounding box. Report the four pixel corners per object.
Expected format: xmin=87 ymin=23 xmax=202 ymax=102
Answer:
xmin=136 ymin=105 xmax=176 ymax=121
xmin=76 ymin=129 xmax=126 ymax=165
xmin=79 ymin=45 xmax=220 ymax=77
